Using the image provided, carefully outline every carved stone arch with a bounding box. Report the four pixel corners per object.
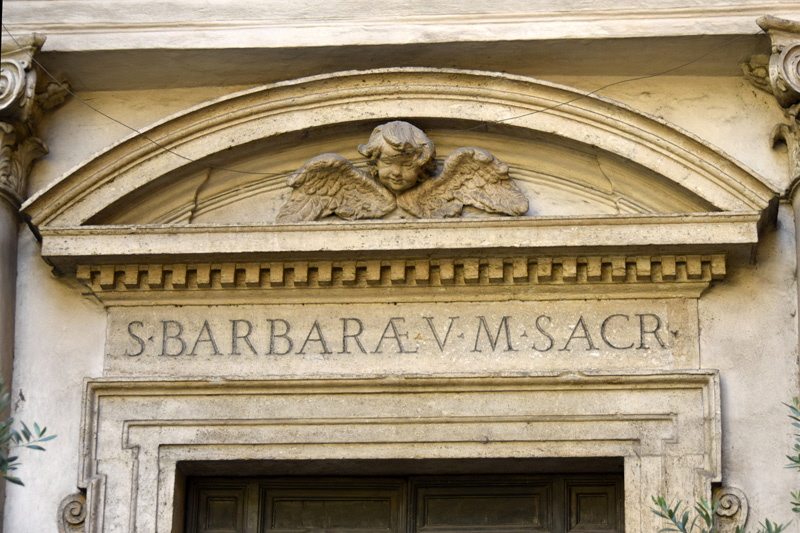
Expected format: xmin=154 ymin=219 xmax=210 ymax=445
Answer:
xmin=19 ymin=68 xmax=780 ymax=274
xmin=24 ymin=68 xmax=777 ymax=226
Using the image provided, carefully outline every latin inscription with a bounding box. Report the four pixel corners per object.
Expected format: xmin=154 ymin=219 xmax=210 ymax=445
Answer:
xmin=105 ymin=301 xmax=698 ymax=376
xmin=121 ymin=313 xmax=668 ymax=357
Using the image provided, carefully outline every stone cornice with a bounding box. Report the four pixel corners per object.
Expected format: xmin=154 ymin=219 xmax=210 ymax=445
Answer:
xmin=37 ymin=212 xmax=759 ymax=267
xmin=35 ymin=214 xmax=753 ymax=303
xmin=5 ymin=1 xmax=799 ymax=52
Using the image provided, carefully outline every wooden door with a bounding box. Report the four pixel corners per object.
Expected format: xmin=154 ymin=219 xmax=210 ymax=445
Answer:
xmin=186 ymin=474 xmax=623 ymax=533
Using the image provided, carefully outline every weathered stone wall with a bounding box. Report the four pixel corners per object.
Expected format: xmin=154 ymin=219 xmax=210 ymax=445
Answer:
xmin=4 ymin=2 xmax=800 ymax=531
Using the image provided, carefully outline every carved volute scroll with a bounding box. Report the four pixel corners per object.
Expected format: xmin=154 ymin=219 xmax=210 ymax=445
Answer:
xmin=745 ymin=16 xmax=800 ymax=184
xmin=277 ymin=121 xmax=529 ymax=221
xmin=57 ymin=491 xmax=87 ymax=533
xmin=712 ymin=486 xmax=749 ymax=533
xmin=0 ymin=33 xmax=67 ymax=208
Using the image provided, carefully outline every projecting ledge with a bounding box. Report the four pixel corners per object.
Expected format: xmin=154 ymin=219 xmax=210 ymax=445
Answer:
xmin=36 ymin=212 xmax=761 ymax=271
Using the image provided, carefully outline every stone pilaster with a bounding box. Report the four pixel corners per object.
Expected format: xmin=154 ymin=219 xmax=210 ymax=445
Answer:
xmin=740 ymin=18 xmax=800 ymax=530
xmin=0 ymin=33 xmax=67 ymax=532
xmin=745 ymin=15 xmax=800 ymax=374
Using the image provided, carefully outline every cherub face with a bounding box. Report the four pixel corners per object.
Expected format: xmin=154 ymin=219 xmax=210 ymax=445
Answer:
xmin=375 ymin=146 xmax=423 ymax=194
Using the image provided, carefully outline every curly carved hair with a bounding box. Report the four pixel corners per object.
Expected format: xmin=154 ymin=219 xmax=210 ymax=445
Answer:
xmin=357 ymin=121 xmax=436 ymax=181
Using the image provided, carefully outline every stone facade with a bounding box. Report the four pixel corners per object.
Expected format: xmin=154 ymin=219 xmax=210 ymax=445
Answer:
xmin=4 ymin=2 xmax=800 ymax=532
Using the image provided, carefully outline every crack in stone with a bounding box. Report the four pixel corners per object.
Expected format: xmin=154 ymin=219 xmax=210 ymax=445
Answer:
xmin=187 ymin=167 xmax=214 ymax=224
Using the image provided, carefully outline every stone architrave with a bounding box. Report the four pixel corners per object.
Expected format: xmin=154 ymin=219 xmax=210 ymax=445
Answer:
xmin=277 ymin=120 xmax=529 ymax=221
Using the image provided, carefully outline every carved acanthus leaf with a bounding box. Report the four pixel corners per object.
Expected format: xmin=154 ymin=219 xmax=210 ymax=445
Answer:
xmin=0 ymin=121 xmax=47 ymax=206
xmin=741 ymin=55 xmax=771 ymax=94
xmin=772 ymin=105 xmax=800 ymax=183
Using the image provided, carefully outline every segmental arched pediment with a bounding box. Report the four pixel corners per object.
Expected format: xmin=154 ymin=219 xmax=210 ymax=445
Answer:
xmin=20 ymin=68 xmax=779 ymax=297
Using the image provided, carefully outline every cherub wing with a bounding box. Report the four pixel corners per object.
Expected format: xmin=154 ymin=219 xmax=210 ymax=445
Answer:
xmin=276 ymin=154 xmax=396 ymax=222
xmin=397 ymin=147 xmax=529 ymax=218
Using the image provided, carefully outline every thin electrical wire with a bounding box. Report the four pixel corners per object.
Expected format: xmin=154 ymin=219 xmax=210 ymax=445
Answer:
xmin=2 ymin=23 xmax=761 ymax=181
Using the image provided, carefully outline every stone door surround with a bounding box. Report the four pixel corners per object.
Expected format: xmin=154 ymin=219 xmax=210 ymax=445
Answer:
xmin=80 ymin=373 xmax=718 ymax=532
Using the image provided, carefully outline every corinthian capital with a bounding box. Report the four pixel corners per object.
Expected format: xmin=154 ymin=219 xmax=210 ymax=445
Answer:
xmin=744 ymin=16 xmax=800 ymax=186
xmin=0 ymin=34 xmax=67 ymax=208
xmin=752 ymin=16 xmax=800 ymax=108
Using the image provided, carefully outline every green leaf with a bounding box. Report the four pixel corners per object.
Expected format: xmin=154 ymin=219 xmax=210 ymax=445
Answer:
xmin=25 ymin=445 xmax=45 ymax=451
xmin=20 ymin=422 xmax=31 ymax=442
xmin=4 ymin=475 xmax=23 ymax=486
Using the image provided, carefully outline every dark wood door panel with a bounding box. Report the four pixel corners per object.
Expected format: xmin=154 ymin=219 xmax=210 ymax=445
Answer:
xmin=566 ymin=479 xmax=624 ymax=533
xmin=261 ymin=478 xmax=405 ymax=532
xmin=186 ymin=474 xmax=623 ymax=533
xmin=186 ymin=481 xmax=250 ymax=533
xmin=413 ymin=477 xmax=553 ymax=532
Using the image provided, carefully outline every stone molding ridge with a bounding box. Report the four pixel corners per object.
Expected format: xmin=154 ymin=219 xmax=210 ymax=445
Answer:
xmin=712 ymin=486 xmax=749 ymax=533
xmin=746 ymin=16 xmax=800 ymax=191
xmin=5 ymin=1 xmax=800 ymax=50
xmin=75 ymin=254 xmax=726 ymax=300
xmin=0 ymin=33 xmax=68 ymax=208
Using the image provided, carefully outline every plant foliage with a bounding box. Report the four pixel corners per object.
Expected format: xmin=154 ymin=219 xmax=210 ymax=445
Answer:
xmin=784 ymin=397 xmax=800 ymax=513
xmin=651 ymin=497 xmax=787 ymax=533
xmin=653 ymin=398 xmax=800 ymax=533
xmin=0 ymin=383 xmax=56 ymax=486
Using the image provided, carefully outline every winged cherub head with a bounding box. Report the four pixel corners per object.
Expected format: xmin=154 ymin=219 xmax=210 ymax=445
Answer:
xmin=358 ymin=121 xmax=436 ymax=194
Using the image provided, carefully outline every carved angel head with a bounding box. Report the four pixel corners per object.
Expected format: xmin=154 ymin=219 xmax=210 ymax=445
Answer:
xmin=358 ymin=121 xmax=436 ymax=193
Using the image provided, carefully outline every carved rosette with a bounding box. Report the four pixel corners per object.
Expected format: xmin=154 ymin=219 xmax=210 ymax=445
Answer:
xmin=58 ymin=491 xmax=87 ymax=533
xmin=712 ymin=486 xmax=749 ymax=533
xmin=0 ymin=34 xmax=67 ymax=209
xmin=746 ymin=16 xmax=800 ymax=184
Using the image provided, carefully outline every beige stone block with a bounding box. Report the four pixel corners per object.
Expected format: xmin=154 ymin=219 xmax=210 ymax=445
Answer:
xmin=105 ymin=298 xmax=699 ymax=377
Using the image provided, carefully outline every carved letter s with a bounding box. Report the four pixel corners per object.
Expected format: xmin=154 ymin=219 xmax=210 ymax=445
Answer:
xmin=125 ymin=321 xmax=146 ymax=357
